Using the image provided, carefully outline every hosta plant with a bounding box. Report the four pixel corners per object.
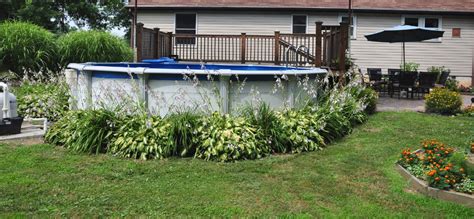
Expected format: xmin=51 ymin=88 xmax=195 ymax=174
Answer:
xmin=109 ymin=114 xmax=173 ymax=160
xmin=194 ymin=112 xmax=268 ymax=162
xmin=276 ymin=109 xmax=325 ymax=153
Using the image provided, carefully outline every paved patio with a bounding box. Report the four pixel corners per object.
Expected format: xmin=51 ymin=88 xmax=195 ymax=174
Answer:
xmin=377 ymin=95 xmax=473 ymax=112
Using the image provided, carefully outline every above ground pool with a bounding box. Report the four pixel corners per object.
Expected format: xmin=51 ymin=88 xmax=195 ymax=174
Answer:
xmin=66 ymin=61 xmax=327 ymax=116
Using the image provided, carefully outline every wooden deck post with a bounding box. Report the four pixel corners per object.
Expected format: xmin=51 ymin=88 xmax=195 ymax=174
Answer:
xmin=274 ymin=31 xmax=281 ymax=65
xmin=339 ymin=22 xmax=349 ymax=86
xmin=315 ymin=22 xmax=323 ymax=67
xmin=153 ymin=28 xmax=160 ymax=59
xmin=240 ymin=33 xmax=247 ymax=64
xmin=167 ymin=32 xmax=173 ymax=58
xmin=136 ymin=23 xmax=144 ymax=62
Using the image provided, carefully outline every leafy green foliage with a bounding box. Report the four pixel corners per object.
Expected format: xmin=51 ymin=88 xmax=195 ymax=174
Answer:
xmin=425 ymin=88 xmax=462 ymax=115
xmin=46 ymin=78 xmax=377 ymax=162
xmin=194 ymin=112 xmax=268 ymax=162
xmin=400 ymin=62 xmax=420 ymax=72
xmin=12 ymin=82 xmax=69 ymax=121
xmin=445 ymin=78 xmax=459 ymax=92
xmin=58 ymin=30 xmax=133 ymax=66
xmin=2 ymin=0 xmax=130 ymax=33
xmin=454 ymin=178 xmax=474 ymax=194
xmin=45 ymin=109 xmax=116 ymax=154
xmin=276 ymin=109 xmax=325 ymax=153
xmin=398 ymin=140 xmax=471 ymax=192
xmin=241 ymin=103 xmax=291 ymax=153
xmin=0 ymin=21 xmax=58 ymax=78
xmin=166 ymin=112 xmax=201 ymax=157
xmin=110 ymin=114 xmax=173 ymax=160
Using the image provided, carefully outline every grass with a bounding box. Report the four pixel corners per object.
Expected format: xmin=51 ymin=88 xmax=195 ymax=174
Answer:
xmin=0 ymin=112 xmax=473 ymax=217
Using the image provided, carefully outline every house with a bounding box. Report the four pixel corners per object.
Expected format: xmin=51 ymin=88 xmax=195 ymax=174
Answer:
xmin=128 ymin=0 xmax=474 ymax=86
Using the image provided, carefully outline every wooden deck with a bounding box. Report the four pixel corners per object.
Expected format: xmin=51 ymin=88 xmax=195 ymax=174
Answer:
xmin=136 ymin=21 xmax=349 ymax=71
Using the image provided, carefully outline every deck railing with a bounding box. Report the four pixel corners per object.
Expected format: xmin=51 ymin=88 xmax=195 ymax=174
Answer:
xmin=135 ymin=22 xmax=348 ymax=70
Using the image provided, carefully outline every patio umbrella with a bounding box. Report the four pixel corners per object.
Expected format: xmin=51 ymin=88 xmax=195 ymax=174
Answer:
xmin=364 ymin=25 xmax=444 ymax=68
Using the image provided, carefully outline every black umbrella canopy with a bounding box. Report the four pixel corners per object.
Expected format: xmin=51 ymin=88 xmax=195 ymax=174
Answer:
xmin=365 ymin=25 xmax=445 ymax=43
xmin=365 ymin=25 xmax=445 ymax=69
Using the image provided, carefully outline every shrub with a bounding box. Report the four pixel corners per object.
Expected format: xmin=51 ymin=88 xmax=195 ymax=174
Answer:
xmin=445 ymin=78 xmax=459 ymax=92
xmin=58 ymin=30 xmax=133 ymax=66
xmin=241 ymin=103 xmax=291 ymax=153
xmin=195 ymin=112 xmax=268 ymax=162
xmin=425 ymin=88 xmax=462 ymax=115
xmin=0 ymin=21 xmax=58 ymax=79
xmin=45 ymin=110 xmax=116 ymax=154
xmin=13 ymin=82 xmax=69 ymax=121
xmin=110 ymin=114 xmax=173 ymax=160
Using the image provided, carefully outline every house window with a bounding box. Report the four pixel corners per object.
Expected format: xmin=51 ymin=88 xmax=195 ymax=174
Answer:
xmin=402 ymin=16 xmax=442 ymax=41
xmin=403 ymin=17 xmax=419 ymax=26
xmin=425 ymin=18 xmax=439 ymax=29
xmin=339 ymin=15 xmax=357 ymax=39
xmin=175 ymin=13 xmax=196 ymax=45
xmin=292 ymin=15 xmax=307 ymax=34
xmin=402 ymin=16 xmax=441 ymax=30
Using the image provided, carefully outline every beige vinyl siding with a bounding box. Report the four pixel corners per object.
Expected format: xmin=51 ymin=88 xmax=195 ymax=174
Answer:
xmin=352 ymin=14 xmax=474 ymax=85
xmin=137 ymin=10 xmax=474 ymax=85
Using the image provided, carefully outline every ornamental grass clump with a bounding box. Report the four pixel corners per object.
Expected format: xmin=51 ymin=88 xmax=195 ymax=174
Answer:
xmin=0 ymin=21 xmax=59 ymax=79
xmin=166 ymin=111 xmax=202 ymax=157
xmin=425 ymin=88 xmax=462 ymax=115
xmin=58 ymin=30 xmax=133 ymax=66
xmin=45 ymin=109 xmax=117 ymax=154
xmin=241 ymin=103 xmax=291 ymax=153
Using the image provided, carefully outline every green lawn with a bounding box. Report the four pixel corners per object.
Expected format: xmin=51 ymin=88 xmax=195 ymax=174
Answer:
xmin=1 ymin=112 xmax=473 ymax=217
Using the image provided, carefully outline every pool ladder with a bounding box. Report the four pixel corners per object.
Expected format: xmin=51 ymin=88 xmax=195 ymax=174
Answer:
xmin=284 ymin=45 xmax=310 ymax=68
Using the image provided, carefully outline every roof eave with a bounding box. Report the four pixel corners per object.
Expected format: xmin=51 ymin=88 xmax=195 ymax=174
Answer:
xmin=125 ymin=5 xmax=474 ymax=15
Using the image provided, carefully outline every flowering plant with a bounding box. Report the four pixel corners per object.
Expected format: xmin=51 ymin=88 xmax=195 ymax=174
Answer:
xmin=397 ymin=140 xmax=471 ymax=192
xmin=425 ymin=88 xmax=462 ymax=115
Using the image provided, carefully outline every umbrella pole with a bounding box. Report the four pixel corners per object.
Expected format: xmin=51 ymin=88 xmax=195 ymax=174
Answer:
xmin=403 ymin=42 xmax=406 ymax=71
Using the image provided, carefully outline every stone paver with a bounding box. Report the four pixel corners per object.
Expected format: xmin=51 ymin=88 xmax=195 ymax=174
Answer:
xmin=377 ymin=95 xmax=473 ymax=112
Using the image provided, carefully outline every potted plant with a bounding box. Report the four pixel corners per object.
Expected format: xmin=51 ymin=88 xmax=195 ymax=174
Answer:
xmin=400 ymin=62 xmax=420 ymax=73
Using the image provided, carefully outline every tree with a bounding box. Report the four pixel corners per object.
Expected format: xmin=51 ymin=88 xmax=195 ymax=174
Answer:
xmin=0 ymin=0 xmax=130 ymax=34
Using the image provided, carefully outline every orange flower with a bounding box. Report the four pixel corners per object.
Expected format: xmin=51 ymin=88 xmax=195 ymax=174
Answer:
xmin=435 ymin=177 xmax=440 ymax=181
xmin=427 ymin=170 xmax=437 ymax=176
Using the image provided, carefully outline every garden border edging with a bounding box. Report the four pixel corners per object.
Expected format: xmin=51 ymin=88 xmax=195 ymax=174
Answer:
xmin=395 ymin=164 xmax=474 ymax=208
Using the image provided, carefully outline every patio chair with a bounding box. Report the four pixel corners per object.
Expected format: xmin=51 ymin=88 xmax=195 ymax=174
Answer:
xmin=367 ymin=68 xmax=386 ymax=93
xmin=417 ymin=72 xmax=438 ymax=97
xmin=397 ymin=71 xmax=418 ymax=99
xmin=387 ymin=69 xmax=401 ymax=97
xmin=435 ymin=71 xmax=450 ymax=87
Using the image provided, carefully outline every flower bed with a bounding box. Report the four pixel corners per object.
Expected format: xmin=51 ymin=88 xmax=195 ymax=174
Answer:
xmin=45 ymin=79 xmax=378 ymax=162
xmin=397 ymin=140 xmax=474 ymax=205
